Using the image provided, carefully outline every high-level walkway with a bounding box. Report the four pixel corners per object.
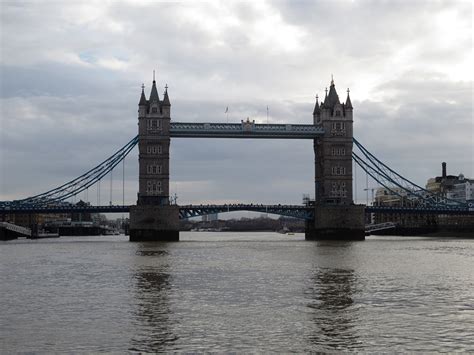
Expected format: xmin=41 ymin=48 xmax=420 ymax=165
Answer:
xmin=170 ymin=121 xmax=324 ymax=139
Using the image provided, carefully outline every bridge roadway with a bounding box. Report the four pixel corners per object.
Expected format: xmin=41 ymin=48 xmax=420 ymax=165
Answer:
xmin=0 ymin=204 xmax=314 ymax=220
xmin=1 ymin=204 xmax=472 ymax=218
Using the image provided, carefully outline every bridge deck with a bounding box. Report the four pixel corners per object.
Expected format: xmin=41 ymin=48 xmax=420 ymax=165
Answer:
xmin=0 ymin=204 xmax=472 ymax=217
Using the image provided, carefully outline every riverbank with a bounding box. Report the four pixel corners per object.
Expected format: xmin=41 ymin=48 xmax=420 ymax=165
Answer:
xmin=372 ymin=226 xmax=474 ymax=238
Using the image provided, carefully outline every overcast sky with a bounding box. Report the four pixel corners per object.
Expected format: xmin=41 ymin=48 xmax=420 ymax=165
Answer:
xmin=0 ymin=0 xmax=472 ymax=207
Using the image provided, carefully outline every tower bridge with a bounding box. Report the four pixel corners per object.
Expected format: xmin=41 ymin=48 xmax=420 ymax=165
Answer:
xmin=130 ymin=76 xmax=365 ymax=241
xmin=1 ymin=75 xmax=471 ymax=241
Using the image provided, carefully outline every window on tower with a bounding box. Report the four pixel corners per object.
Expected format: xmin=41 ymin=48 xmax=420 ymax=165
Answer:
xmin=332 ymin=122 xmax=345 ymax=130
xmin=147 ymin=119 xmax=161 ymax=131
xmin=331 ymin=122 xmax=346 ymax=136
xmin=330 ymin=182 xmax=347 ymax=197
xmin=147 ymin=164 xmax=163 ymax=175
xmin=331 ymin=146 xmax=346 ymax=156
xmin=146 ymin=145 xmax=163 ymax=154
xmin=146 ymin=180 xmax=163 ymax=195
xmin=331 ymin=166 xmax=346 ymax=175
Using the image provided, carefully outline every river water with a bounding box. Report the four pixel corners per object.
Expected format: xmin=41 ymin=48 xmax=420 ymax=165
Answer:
xmin=1 ymin=232 xmax=473 ymax=352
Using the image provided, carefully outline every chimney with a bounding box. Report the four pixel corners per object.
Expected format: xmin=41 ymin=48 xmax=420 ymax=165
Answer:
xmin=442 ymin=162 xmax=447 ymax=179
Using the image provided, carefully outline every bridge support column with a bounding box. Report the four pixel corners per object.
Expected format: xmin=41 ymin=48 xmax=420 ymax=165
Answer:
xmin=129 ymin=205 xmax=179 ymax=242
xmin=305 ymin=205 xmax=365 ymax=241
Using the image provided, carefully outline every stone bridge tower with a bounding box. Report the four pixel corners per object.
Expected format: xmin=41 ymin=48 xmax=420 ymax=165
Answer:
xmin=314 ymin=77 xmax=353 ymax=204
xmin=307 ymin=78 xmax=365 ymax=240
xmin=129 ymin=76 xmax=180 ymax=241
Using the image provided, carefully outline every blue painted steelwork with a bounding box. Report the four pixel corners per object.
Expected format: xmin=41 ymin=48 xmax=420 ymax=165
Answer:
xmin=1 ymin=130 xmax=471 ymax=215
xmin=179 ymin=204 xmax=314 ymax=220
xmin=170 ymin=121 xmax=324 ymax=139
xmin=0 ymin=136 xmax=138 ymax=210
xmin=0 ymin=121 xmax=322 ymax=211
xmin=2 ymin=203 xmax=473 ymax=217
xmin=0 ymin=203 xmax=315 ymax=219
xmin=2 ymin=204 xmax=132 ymax=214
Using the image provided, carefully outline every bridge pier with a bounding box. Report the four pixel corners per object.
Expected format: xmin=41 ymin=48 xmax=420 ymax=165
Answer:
xmin=129 ymin=205 xmax=179 ymax=242
xmin=305 ymin=205 xmax=365 ymax=241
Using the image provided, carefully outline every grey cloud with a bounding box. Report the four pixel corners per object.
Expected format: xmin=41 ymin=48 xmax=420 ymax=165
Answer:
xmin=0 ymin=1 xmax=472 ymax=206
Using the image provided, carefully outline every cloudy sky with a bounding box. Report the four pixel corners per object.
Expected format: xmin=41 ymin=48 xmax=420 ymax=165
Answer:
xmin=0 ymin=0 xmax=472 ymax=207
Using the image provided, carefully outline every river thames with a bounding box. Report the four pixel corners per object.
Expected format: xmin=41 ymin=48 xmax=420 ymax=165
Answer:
xmin=1 ymin=232 xmax=473 ymax=352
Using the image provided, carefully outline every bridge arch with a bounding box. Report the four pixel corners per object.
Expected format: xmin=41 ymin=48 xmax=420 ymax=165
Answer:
xmin=179 ymin=204 xmax=314 ymax=220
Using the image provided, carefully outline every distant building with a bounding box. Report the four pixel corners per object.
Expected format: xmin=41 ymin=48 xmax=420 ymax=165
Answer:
xmin=373 ymin=162 xmax=474 ymax=231
xmin=202 ymin=213 xmax=218 ymax=222
xmin=1 ymin=212 xmax=69 ymax=228
xmin=446 ymin=178 xmax=474 ymax=203
xmin=374 ymin=187 xmax=416 ymax=207
xmin=426 ymin=162 xmax=472 ymax=203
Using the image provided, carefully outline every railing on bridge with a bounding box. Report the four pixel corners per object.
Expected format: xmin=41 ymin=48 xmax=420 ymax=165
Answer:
xmin=365 ymin=222 xmax=397 ymax=233
xmin=0 ymin=203 xmax=314 ymax=220
xmin=0 ymin=204 xmax=131 ymax=214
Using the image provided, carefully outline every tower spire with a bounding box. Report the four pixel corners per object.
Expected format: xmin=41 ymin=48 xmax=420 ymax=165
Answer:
xmin=162 ymin=84 xmax=170 ymax=106
xmin=313 ymin=94 xmax=321 ymax=116
xmin=324 ymin=76 xmax=340 ymax=109
xmin=139 ymin=83 xmax=147 ymax=106
xmin=149 ymin=73 xmax=160 ymax=103
xmin=345 ymin=88 xmax=353 ymax=109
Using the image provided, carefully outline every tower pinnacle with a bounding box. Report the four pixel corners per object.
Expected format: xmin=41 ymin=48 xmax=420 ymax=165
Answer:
xmin=139 ymin=83 xmax=147 ymax=106
xmin=313 ymin=94 xmax=321 ymax=116
xmin=324 ymin=76 xmax=340 ymax=109
xmin=149 ymin=76 xmax=160 ymax=103
xmin=162 ymin=84 xmax=170 ymax=106
xmin=345 ymin=88 xmax=353 ymax=109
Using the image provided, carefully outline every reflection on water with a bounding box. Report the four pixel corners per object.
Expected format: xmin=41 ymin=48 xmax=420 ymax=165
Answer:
xmin=1 ymin=234 xmax=473 ymax=352
xmin=129 ymin=244 xmax=177 ymax=352
xmin=307 ymin=268 xmax=361 ymax=350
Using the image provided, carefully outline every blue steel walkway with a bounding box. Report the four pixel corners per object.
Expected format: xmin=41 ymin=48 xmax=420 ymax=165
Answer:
xmin=170 ymin=121 xmax=324 ymax=139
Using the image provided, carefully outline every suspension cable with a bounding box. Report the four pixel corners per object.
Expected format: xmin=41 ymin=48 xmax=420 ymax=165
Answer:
xmin=15 ymin=135 xmax=138 ymax=207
